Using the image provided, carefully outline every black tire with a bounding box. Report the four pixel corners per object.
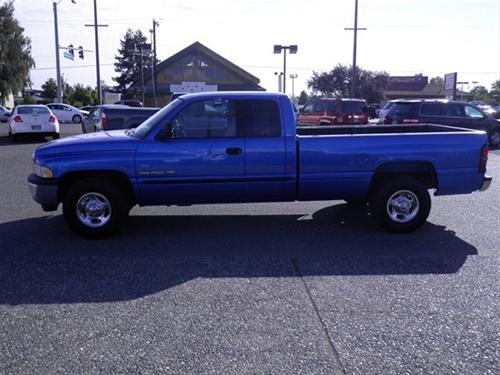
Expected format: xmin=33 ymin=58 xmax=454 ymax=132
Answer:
xmin=72 ymin=115 xmax=82 ymax=123
xmin=489 ymin=128 xmax=500 ymax=148
xmin=370 ymin=177 xmax=431 ymax=233
xmin=63 ymin=178 xmax=128 ymax=238
xmin=53 ymin=133 xmax=60 ymax=140
xmin=9 ymin=132 xmax=18 ymax=142
xmin=344 ymin=199 xmax=367 ymax=206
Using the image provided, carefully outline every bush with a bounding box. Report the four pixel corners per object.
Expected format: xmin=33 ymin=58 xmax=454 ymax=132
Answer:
xmin=22 ymin=96 xmax=36 ymax=104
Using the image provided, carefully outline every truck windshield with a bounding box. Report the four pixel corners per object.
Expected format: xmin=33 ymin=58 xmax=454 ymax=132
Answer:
xmin=130 ymin=99 xmax=183 ymax=138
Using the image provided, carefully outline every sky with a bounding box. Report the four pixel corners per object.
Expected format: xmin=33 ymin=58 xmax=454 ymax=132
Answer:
xmin=11 ymin=0 xmax=500 ymax=97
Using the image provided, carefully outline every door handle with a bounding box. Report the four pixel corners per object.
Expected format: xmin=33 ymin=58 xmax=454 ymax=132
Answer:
xmin=226 ymin=147 xmax=242 ymax=155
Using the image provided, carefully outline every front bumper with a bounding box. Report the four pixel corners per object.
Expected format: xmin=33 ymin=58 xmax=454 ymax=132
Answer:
xmin=480 ymin=175 xmax=492 ymax=192
xmin=28 ymin=174 xmax=60 ymax=210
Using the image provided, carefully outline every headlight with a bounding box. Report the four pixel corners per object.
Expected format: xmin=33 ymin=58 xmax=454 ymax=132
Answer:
xmin=33 ymin=164 xmax=54 ymax=178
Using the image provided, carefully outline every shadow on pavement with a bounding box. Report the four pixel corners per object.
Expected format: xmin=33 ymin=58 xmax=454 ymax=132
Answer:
xmin=0 ymin=203 xmax=477 ymax=305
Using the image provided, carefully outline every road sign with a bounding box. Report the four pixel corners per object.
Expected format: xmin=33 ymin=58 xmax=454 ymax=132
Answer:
xmin=63 ymin=51 xmax=74 ymax=60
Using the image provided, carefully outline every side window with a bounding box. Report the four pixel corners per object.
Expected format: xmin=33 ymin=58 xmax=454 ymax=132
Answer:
xmin=302 ymin=102 xmax=314 ymax=114
xmin=313 ymin=101 xmax=326 ymax=112
xmin=420 ymin=103 xmax=447 ymax=116
xmin=464 ymin=105 xmax=484 ymax=119
xmin=447 ymin=103 xmax=464 ymax=117
xmin=234 ymin=99 xmax=281 ymax=138
xmin=171 ymin=99 xmax=235 ymax=138
xmin=326 ymin=101 xmax=338 ymax=112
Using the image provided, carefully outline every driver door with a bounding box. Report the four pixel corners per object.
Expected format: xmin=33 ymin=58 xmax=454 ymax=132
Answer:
xmin=136 ymin=98 xmax=245 ymax=205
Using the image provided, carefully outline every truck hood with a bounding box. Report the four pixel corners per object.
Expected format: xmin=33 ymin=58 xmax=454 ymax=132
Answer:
xmin=34 ymin=130 xmax=140 ymax=162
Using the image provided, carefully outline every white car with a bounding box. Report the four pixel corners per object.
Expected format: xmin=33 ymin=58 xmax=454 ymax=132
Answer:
xmin=0 ymin=105 xmax=11 ymax=122
xmin=46 ymin=103 xmax=88 ymax=123
xmin=8 ymin=105 xmax=60 ymax=142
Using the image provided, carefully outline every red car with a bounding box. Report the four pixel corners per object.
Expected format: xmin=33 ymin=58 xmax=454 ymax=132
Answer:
xmin=297 ymin=98 xmax=369 ymax=126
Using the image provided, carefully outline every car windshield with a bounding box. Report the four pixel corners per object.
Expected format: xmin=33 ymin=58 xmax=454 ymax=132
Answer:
xmin=343 ymin=101 xmax=366 ymax=113
xmin=17 ymin=106 xmax=49 ymax=115
xmin=129 ymin=99 xmax=183 ymax=138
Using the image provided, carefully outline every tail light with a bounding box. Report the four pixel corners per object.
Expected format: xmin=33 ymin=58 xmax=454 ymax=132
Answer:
xmin=49 ymin=115 xmax=57 ymax=123
xmin=479 ymin=144 xmax=489 ymax=172
xmin=101 ymin=113 xmax=108 ymax=128
xmin=401 ymin=119 xmax=419 ymax=124
xmin=13 ymin=115 xmax=23 ymax=123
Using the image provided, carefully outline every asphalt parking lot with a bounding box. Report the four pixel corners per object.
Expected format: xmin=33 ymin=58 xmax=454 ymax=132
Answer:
xmin=0 ymin=123 xmax=498 ymax=374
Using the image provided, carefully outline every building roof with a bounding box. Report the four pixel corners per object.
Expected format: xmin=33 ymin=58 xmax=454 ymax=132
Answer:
xmin=131 ymin=41 xmax=262 ymax=89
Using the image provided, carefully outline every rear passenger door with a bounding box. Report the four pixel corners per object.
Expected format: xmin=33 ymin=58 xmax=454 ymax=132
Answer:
xmin=234 ymin=99 xmax=288 ymax=201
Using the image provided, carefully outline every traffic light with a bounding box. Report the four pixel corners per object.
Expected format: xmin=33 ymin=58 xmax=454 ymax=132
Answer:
xmin=78 ymin=46 xmax=84 ymax=59
xmin=68 ymin=44 xmax=74 ymax=57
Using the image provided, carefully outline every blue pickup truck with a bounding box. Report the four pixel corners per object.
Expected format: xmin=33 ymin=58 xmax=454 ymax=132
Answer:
xmin=28 ymin=92 xmax=492 ymax=237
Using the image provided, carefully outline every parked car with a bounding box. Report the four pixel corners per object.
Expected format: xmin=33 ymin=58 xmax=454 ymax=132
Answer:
xmin=8 ymin=104 xmax=59 ymax=142
xmin=28 ymin=92 xmax=491 ymax=237
xmin=82 ymin=105 xmax=159 ymax=133
xmin=0 ymin=105 xmax=11 ymax=122
xmin=378 ymin=100 xmax=397 ymax=123
xmin=79 ymin=105 xmax=95 ymax=113
xmin=297 ymin=98 xmax=369 ymax=126
xmin=114 ymin=99 xmax=143 ymax=107
xmin=46 ymin=103 xmax=88 ymax=123
xmin=382 ymin=99 xmax=500 ymax=147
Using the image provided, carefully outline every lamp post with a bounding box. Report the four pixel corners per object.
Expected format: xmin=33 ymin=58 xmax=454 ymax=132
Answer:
xmin=273 ymin=45 xmax=297 ymax=94
xmin=274 ymin=72 xmax=283 ymax=92
xmin=289 ymin=73 xmax=298 ymax=103
xmin=52 ymin=0 xmax=76 ymax=103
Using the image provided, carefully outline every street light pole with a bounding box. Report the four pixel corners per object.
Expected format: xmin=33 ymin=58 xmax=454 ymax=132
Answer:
xmin=273 ymin=45 xmax=297 ymax=94
xmin=290 ymin=73 xmax=298 ymax=102
xmin=152 ymin=19 xmax=159 ymax=107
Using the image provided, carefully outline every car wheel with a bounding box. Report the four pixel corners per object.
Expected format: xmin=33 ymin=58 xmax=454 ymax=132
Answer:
xmin=63 ymin=178 xmax=128 ymax=238
xmin=72 ymin=115 xmax=82 ymax=123
xmin=489 ymin=128 xmax=500 ymax=148
xmin=371 ymin=177 xmax=430 ymax=233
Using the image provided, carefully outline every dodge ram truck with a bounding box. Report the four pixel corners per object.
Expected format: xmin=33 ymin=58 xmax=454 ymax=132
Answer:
xmin=28 ymin=92 xmax=492 ymax=237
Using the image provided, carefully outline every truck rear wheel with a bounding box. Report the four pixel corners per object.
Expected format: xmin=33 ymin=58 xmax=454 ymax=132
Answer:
xmin=63 ymin=178 xmax=128 ymax=238
xmin=371 ymin=177 xmax=430 ymax=233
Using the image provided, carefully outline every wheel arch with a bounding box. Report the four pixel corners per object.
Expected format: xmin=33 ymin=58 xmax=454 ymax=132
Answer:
xmin=58 ymin=170 xmax=136 ymax=206
xmin=369 ymin=161 xmax=438 ymax=198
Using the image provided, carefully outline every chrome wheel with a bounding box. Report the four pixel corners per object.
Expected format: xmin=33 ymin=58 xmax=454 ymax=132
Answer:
xmin=386 ymin=190 xmax=419 ymax=223
xmin=76 ymin=192 xmax=112 ymax=228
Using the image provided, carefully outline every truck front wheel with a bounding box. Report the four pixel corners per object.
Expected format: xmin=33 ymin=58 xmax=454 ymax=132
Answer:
xmin=371 ymin=177 xmax=431 ymax=233
xmin=63 ymin=179 xmax=128 ymax=238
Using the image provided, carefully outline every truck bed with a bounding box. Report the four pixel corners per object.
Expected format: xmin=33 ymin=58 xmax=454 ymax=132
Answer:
xmin=296 ymin=124 xmax=478 ymax=136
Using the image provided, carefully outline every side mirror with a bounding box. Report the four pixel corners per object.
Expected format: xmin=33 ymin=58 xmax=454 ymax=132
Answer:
xmin=156 ymin=123 xmax=173 ymax=140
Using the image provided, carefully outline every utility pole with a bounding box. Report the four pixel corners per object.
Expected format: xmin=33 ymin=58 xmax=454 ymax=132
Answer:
xmin=140 ymin=44 xmax=145 ymax=104
xmin=344 ymin=0 xmax=366 ymax=97
xmin=52 ymin=1 xmax=62 ymax=103
xmin=152 ymin=19 xmax=159 ymax=107
xmin=52 ymin=0 xmax=76 ymax=103
xmin=85 ymin=0 xmax=108 ymax=105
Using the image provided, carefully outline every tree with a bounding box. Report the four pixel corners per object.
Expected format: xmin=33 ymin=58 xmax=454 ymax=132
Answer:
xmin=429 ymin=76 xmax=445 ymax=88
xmin=470 ymin=85 xmax=490 ymax=102
xmin=41 ymin=78 xmax=57 ymax=101
xmin=71 ymin=84 xmax=95 ymax=106
xmin=297 ymin=90 xmax=309 ymax=105
xmin=307 ymin=64 xmax=389 ymax=103
xmin=22 ymin=95 xmax=36 ymax=104
xmin=113 ymin=29 xmax=153 ymax=94
xmin=0 ymin=1 xmax=35 ymax=101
